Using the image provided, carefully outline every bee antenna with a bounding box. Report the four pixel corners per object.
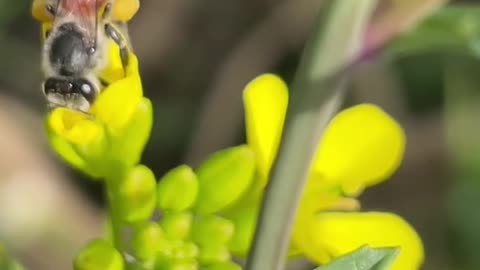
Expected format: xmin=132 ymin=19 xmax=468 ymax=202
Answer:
xmin=94 ymin=0 xmax=98 ymax=49
xmin=50 ymin=0 xmax=60 ymax=23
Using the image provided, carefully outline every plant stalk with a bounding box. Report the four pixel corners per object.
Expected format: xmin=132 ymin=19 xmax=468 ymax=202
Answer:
xmin=245 ymin=1 xmax=378 ymax=270
xmin=106 ymin=181 xmax=124 ymax=252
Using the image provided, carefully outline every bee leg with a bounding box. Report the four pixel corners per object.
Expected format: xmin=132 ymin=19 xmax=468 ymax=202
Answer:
xmin=104 ymin=23 xmax=129 ymax=76
xmin=102 ymin=3 xmax=112 ymax=20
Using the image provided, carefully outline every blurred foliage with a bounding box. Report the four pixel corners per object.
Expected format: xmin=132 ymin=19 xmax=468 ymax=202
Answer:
xmin=0 ymin=245 xmax=24 ymax=270
xmin=0 ymin=0 xmax=27 ymax=30
xmin=390 ymin=6 xmax=480 ymax=57
xmin=390 ymin=3 xmax=480 ymax=270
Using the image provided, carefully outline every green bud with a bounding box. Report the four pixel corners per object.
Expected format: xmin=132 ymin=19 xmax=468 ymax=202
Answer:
xmin=191 ymin=215 xmax=234 ymax=246
xmin=198 ymin=245 xmax=230 ymax=265
xmin=171 ymin=241 xmax=199 ymax=260
xmin=74 ymin=239 xmax=124 ymax=270
xmin=132 ymin=222 xmax=168 ymax=261
xmin=160 ymin=212 xmax=193 ymax=240
xmin=114 ymin=165 xmax=157 ymax=224
xmin=194 ymin=146 xmax=255 ymax=214
xmin=126 ymin=262 xmax=149 ymax=270
xmin=157 ymin=240 xmax=174 ymax=258
xmin=204 ymin=262 xmax=242 ymax=270
xmin=155 ymin=259 xmax=197 ymax=270
xmin=157 ymin=165 xmax=198 ymax=212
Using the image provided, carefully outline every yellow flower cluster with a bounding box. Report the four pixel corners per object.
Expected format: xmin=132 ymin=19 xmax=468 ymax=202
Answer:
xmin=227 ymin=74 xmax=424 ymax=270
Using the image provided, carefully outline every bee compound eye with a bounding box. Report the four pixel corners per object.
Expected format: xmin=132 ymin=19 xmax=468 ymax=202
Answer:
xmin=43 ymin=78 xmax=60 ymax=95
xmin=72 ymin=78 xmax=97 ymax=103
xmin=86 ymin=47 xmax=96 ymax=55
xmin=81 ymin=83 xmax=96 ymax=103
xmin=81 ymin=83 xmax=92 ymax=95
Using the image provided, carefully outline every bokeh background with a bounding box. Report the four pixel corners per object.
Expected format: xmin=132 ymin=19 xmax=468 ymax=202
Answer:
xmin=0 ymin=0 xmax=479 ymax=269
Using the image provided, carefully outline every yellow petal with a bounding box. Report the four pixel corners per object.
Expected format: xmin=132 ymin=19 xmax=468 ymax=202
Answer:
xmin=108 ymin=98 xmax=153 ymax=167
xmin=99 ymin=40 xmax=129 ymax=84
xmin=311 ymin=104 xmax=405 ymax=196
xmin=46 ymin=125 xmax=87 ymax=171
xmin=302 ymin=212 xmax=424 ymax=270
xmin=90 ymin=53 xmax=142 ymax=131
xmin=47 ymin=108 xmax=103 ymax=145
xmin=291 ymin=191 xmax=360 ymax=259
xmin=33 ymin=1 xmax=52 ymax=22
xmin=112 ymin=0 xmax=140 ymax=22
xmin=243 ymin=74 xmax=288 ymax=183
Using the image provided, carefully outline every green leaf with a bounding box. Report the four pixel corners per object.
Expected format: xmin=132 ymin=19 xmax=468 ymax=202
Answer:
xmin=313 ymin=246 xmax=399 ymax=270
xmin=157 ymin=165 xmax=199 ymax=212
xmin=194 ymin=146 xmax=255 ymax=214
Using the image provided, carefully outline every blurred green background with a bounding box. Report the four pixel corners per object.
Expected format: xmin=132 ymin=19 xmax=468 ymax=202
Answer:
xmin=0 ymin=0 xmax=479 ymax=269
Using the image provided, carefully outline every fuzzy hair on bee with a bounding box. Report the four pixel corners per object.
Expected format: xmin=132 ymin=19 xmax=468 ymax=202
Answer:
xmin=33 ymin=0 xmax=135 ymax=113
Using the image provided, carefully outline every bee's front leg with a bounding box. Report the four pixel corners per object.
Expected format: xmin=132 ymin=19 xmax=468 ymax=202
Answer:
xmin=104 ymin=23 xmax=129 ymax=76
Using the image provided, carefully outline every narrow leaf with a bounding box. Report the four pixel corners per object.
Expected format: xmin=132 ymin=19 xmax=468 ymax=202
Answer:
xmin=314 ymin=246 xmax=399 ymax=270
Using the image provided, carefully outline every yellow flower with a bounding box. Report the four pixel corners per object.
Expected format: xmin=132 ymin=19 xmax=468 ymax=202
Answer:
xmin=45 ymin=38 xmax=152 ymax=179
xmin=240 ymin=74 xmax=424 ymax=270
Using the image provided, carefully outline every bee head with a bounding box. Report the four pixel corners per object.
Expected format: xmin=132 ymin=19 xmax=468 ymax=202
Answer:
xmin=43 ymin=77 xmax=98 ymax=113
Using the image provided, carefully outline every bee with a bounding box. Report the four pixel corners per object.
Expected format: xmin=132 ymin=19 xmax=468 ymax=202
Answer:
xmin=32 ymin=0 xmax=139 ymax=113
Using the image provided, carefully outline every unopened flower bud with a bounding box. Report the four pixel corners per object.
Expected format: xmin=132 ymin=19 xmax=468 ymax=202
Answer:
xmin=194 ymin=146 xmax=255 ymax=214
xmin=157 ymin=165 xmax=198 ymax=212
xmin=114 ymin=165 xmax=157 ymax=224
xmin=74 ymin=239 xmax=124 ymax=270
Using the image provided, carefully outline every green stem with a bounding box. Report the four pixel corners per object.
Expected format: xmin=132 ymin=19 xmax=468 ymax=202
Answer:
xmin=245 ymin=1 xmax=378 ymax=270
xmin=106 ymin=180 xmax=124 ymax=251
